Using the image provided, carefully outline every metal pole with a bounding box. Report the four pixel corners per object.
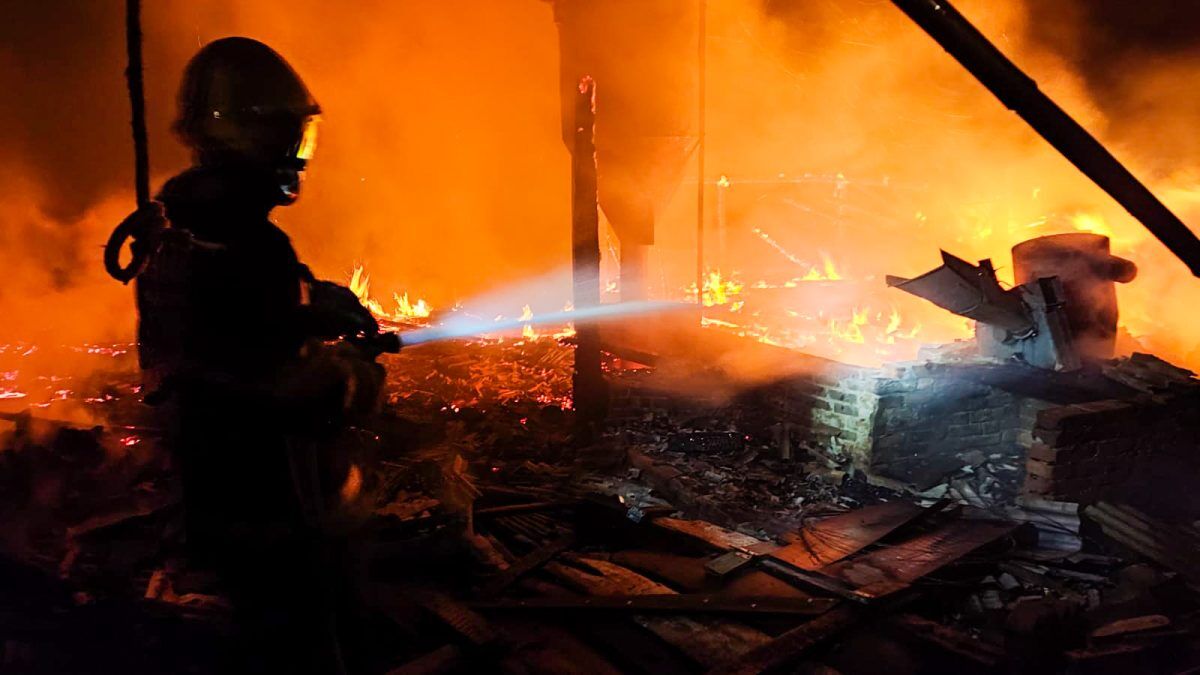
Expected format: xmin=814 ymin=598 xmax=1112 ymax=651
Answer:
xmin=890 ymin=0 xmax=1200 ymax=277
xmin=126 ymin=0 xmax=150 ymax=207
xmin=695 ymin=0 xmax=707 ymax=304
xmin=571 ymin=76 xmax=605 ymax=441
xmin=105 ymin=0 xmax=153 ymax=283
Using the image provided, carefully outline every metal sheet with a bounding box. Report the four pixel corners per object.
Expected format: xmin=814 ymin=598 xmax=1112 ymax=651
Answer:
xmin=821 ymin=519 xmax=1018 ymax=598
xmin=887 ymin=250 xmax=1033 ymax=333
xmin=769 ymin=502 xmax=927 ymax=571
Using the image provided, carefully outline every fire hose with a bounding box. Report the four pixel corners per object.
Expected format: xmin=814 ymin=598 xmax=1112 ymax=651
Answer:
xmin=104 ymin=0 xmax=154 ymax=284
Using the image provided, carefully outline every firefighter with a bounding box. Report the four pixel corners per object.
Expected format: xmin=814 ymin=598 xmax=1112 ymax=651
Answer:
xmin=115 ymin=37 xmax=382 ymax=674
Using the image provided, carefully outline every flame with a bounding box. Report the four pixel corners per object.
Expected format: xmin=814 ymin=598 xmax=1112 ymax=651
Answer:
xmin=885 ymin=307 xmax=902 ymax=335
xmin=349 ymin=265 xmax=432 ymax=322
xmin=800 ymin=253 xmax=842 ymax=282
xmin=699 ymin=270 xmax=744 ymax=307
xmin=828 ymin=307 xmax=869 ymax=344
xmin=348 ymin=266 xmax=386 ymax=316
xmin=394 ymin=292 xmax=432 ymax=319
xmin=1070 ymin=212 xmax=1114 ymax=238
xmin=349 ymin=266 xmax=369 ymax=299
xmin=554 ymin=301 xmax=577 ymax=339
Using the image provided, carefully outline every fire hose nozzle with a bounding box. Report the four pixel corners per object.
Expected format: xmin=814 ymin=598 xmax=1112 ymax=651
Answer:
xmin=375 ymin=331 xmax=403 ymax=354
xmin=350 ymin=331 xmax=402 ymax=355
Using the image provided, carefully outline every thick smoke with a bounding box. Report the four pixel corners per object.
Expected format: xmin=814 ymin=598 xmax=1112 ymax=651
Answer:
xmin=2 ymin=0 xmax=1200 ymax=366
xmin=1021 ymin=0 xmax=1200 ymax=177
xmin=0 ymin=0 xmax=568 ymax=345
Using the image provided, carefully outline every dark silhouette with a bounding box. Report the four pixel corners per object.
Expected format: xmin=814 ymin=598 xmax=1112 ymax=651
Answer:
xmin=120 ymin=37 xmax=384 ymax=674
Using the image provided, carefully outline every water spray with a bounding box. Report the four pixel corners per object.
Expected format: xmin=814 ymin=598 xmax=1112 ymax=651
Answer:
xmin=395 ymin=300 xmax=682 ymax=347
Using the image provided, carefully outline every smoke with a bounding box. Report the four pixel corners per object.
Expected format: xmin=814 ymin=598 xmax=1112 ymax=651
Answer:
xmin=0 ymin=0 xmax=569 ymax=344
xmin=1020 ymin=0 xmax=1200 ymax=177
xmin=703 ymin=0 xmax=1200 ymax=365
xmin=2 ymin=0 xmax=1200 ymax=369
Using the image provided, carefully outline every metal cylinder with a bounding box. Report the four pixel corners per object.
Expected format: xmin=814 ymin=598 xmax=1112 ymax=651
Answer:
xmin=1012 ymin=233 xmax=1136 ymax=360
xmin=554 ymin=0 xmax=700 ymax=300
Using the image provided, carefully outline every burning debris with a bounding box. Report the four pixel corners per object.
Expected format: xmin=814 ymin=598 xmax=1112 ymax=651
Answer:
xmin=5 ymin=359 xmax=1200 ymax=674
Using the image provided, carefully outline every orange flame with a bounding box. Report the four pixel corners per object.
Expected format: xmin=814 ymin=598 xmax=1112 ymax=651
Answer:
xmin=801 ymin=253 xmax=842 ymax=282
xmin=349 ymin=265 xmax=432 ymax=321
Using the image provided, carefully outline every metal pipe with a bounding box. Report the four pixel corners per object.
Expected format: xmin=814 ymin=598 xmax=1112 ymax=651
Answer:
xmin=890 ymin=0 xmax=1200 ymax=277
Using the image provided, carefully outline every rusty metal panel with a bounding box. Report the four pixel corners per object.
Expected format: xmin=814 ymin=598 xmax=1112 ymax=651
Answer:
xmin=769 ymin=501 xmax=926 ymax=571
xmin=822 ymin=519 xmax=1017 ymax=598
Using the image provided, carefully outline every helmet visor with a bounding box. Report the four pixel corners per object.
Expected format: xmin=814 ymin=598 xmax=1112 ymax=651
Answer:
xmin=294 ymin=116 xmax=320 ymax=161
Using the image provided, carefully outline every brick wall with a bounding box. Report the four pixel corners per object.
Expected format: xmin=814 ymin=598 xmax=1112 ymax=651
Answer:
xmin=1024 ymin=395 xmax=1200 ymax=519
xmin=606 ymin=349 xmax=1200 ymax=518
xmin=866 ymin=363 xmax=1037 ymax=495
xmin=764 ymin=362 xmax=880 ymax=467
xmin=604 ymin=353 xmax=881 ymax=465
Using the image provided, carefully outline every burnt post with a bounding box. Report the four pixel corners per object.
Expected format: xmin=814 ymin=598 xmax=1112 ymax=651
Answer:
xmin=572 ymin=77 xmax=606 ymax=442
xmin=890 ymin=0 xmax=1200 ymax=277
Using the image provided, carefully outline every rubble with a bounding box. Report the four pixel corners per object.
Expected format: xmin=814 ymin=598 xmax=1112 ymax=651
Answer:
xmin=1 ymin=337 xmax=1199 ymax=673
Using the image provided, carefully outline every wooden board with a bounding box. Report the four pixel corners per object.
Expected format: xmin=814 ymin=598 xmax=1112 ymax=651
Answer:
xmin=544 ymin=557 xmax=772 ymax=666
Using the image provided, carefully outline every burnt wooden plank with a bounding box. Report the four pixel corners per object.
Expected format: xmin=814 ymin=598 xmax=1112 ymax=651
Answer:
xmin=385 ymin=644 xmax=463 ymax=675
xmin=721 ymin=570 xmax=817 ymax=599
xmin=501 ymin=619 xmax=625 ymax=675
xmin=409 ymin=590 xmax=499 ymax=646
xmin=653 ymin=517 xmax=778 ymax=554
xmin=890 ymin=613 xmax=1005 ymax=669
xmin=706 ymin=604 xmax=860 ymax=675
xmin=471 ymin=594 xmax=837 ymax=616
xmin=612 ymin=550 xmax=713 ymax=592
xmin=1084 ymin=501 xmax=1200 ymax=587
xmin=547 ymin=558 xmax=675 ymax=596
xmin=479 ymin=533 xmax=576 ymax=598
xmin=571 ymin=617 xmax=699 ymax=674
xmin=544 ymin=557 xmax=772 ymax=666
xmin=758 ymin=559 xmax=871 ymax=604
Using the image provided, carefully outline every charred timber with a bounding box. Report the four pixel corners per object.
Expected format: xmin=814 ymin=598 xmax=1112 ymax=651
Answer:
xmin=890 ymin=0 xmax=1200 ymax=277
xmin=571 ymin=76 xmax=606 ymax=439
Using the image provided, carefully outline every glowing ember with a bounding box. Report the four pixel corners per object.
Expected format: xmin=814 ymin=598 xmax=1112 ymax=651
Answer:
xmin=340 ymin=463 xmax=363 ymax=502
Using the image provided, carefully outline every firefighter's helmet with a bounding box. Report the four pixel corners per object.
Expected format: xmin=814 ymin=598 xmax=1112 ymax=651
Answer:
xmin=175 ymin=37 xmax=320 ymax=171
